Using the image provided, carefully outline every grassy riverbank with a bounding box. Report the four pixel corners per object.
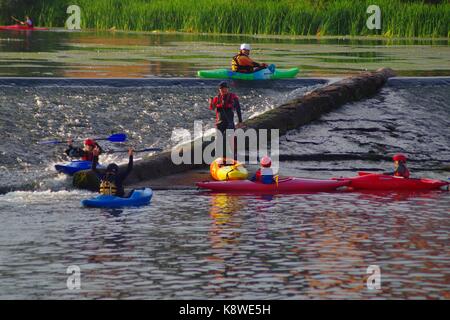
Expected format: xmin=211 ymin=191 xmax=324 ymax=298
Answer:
xmin=1 ymin=0 xmax=449 ymax=37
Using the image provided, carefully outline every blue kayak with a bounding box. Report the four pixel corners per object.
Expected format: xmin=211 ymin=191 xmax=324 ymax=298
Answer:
xmin=81 ymin=188 xmax=153 ymax=208
xmin=55 ymin=160 xmax=104 ymax=175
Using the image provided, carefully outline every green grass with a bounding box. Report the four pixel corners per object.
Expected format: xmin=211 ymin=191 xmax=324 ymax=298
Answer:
xmin=1 ymin=0 xmax=449 ymax=37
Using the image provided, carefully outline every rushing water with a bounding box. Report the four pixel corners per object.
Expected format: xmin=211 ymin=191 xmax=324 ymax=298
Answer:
xmin=0 ymin=83 xmax=319 ymax=192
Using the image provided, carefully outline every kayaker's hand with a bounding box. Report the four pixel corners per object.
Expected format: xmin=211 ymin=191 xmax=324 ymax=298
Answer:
xmin=208 ymin=97 xmax=213 ymax=105
xmin=128 ymin=148 xmax=134 ymax=157
xmin=93 ymin=147 xmax=100 ymax=156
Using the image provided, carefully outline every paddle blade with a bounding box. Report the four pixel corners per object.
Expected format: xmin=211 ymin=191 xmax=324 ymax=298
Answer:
xmin=106 ymin=147 xmax=162 ymax=154
xmin=107 ymin=133 xmax=127 ymax=142
xmin=135 ymin=148 xmax=163 ymax=153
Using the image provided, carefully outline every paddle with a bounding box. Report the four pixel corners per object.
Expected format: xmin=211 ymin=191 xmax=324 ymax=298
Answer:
xmin=11 ymin=16 xmax=20 ymax=23
xmin=107 ymin=147 xmax=163 ymax=154
xmin=38 ymin=133 xmax=127 ymax=145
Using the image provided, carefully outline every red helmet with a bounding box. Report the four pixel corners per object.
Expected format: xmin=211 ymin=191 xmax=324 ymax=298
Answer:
xmin=84 ymin=139 xmax=95 ymax=147
xmin=393 ymin=153 xmax=407 ymax=162
xmin=261 ymin=156 xmax=272 ymax=167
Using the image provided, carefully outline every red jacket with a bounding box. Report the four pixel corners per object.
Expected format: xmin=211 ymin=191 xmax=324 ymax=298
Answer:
xmin=209 ymin=93 xmax=242 ymax=128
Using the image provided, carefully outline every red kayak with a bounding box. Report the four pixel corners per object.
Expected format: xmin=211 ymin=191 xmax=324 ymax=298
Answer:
xmin=0 ymin=25 xmax=49 ymax=31
xmin=197 ymin=177 xmax=350 ymax=193
xmin=337 ymin=172 xmax=449 ymax=191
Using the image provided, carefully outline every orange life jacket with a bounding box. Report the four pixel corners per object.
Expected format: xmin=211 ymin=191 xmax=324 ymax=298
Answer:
xmin=231 ymin=53 xmax=254 ymax=73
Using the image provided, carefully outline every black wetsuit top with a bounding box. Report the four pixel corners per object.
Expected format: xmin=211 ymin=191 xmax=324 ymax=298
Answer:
xmin=92 ymin=155 xmax=133 ymax=197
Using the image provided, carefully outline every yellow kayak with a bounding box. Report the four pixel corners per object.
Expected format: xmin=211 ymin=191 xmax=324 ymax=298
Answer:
xmin=210 ymin=157 xmax=248 ymax=181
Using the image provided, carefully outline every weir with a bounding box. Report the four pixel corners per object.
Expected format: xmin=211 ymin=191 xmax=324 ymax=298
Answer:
xmin=72 ymin=68 xmax=396 ymax=190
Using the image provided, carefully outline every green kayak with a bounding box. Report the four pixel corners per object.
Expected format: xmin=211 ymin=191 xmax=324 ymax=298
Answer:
xmin=197 ymin=65 xmax=299 ymax=80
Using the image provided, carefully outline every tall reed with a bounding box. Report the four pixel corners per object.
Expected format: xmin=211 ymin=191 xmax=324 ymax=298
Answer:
xmin=2 ymin=0 xmax=448 ymax=37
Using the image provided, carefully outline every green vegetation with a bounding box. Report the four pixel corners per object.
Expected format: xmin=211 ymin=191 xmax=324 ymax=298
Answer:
xmin=1 ymin=0 xmax=449 ymax=37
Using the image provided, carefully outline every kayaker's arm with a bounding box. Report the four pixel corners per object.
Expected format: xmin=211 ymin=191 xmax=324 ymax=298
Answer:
xmin=65 ymin=145 xmax=84 ymax=158
xmin=91 ymin=148 xmax=103 ymax=178
xmin=94 ymin=142 xmax=103 ymax=155
xmin=119 ymin=150 xmax=134 ymax=180
xmin=234 ymin=98 xmax=243 ymax=123
xmin=245 ymin=56 xmax=267 ymax=68
xmin=208 ymin=97 xmax=216 ymax=110
xmin=92 ymin=155 xmax=100 ymax=172
xmin=396 ymin=163 xmax=410 ymax=178
xmin=250 ymin=169 xmax=261 ymax=182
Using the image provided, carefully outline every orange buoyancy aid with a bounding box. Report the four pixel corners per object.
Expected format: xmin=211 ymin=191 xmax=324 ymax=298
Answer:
xmin=232 ymin=53 xmax=256 ymax=73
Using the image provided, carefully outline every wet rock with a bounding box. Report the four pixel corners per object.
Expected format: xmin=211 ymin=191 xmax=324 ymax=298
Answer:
xmin=72 ymin=170 xmax=100 ymax=192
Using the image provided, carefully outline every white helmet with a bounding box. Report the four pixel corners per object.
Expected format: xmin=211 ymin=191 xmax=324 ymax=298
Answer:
xmin=240 ymin=43 xmax=251 ymax=51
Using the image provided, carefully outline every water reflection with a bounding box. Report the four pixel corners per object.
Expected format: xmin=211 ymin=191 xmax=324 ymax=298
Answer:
xmin=0 ymin=189 xmax=448 ymax=299
xmin=1 ymin=30 xmax=449 ymax=77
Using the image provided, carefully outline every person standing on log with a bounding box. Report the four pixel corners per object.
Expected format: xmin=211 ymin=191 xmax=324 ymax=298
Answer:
xmin=208 ymin=81 xmax=243 ymax=159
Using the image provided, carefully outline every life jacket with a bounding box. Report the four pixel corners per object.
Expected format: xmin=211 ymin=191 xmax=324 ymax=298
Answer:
xmin=213 ymin=93 xmax=236 ymax=109
xmin=81 ymin=152 xmax=94 ymax=161
xmin=26 ymin=19 xmax=33 ymax=28
xmin=256 ymin=167 xmax=274 ymax=184
xmin=81 ymin=143 xmax=101 ymax=161
xmin=394 ymin=163 xmax=410 ymax=178
xmin=99 ymin=180 xmax=118 ymax=195
xmin=232 ymin=53 xmax=254 ymax=73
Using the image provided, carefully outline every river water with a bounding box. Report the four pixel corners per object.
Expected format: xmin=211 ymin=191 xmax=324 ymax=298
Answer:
xmin=0 ymin=30 xmax=449 ymax=77
xmin=0 ymin=30 xmax=449 ymax=299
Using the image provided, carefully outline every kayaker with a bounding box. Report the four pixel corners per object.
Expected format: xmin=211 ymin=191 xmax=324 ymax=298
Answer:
xmin=251 ymin=156 xmax=275 ymax=184
xmin=65 ymin=138 xmax=103 ymax=161
xmin=232 ymin=44 xmax=268 ymax=73
xmin=383 ymin=153 xmax=410 ymax=178
xmin=208 ymin=81 xmax=243 ymax=158
xmin=92 ymin=147 xmax=134 ymax=197
xmin=12 ymin=16 xmax=33 ymax=28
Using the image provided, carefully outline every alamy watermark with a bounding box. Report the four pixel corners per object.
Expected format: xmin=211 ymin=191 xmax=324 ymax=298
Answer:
xmin=66 ymin=265 xmax=81 ymax=290
xmin=66 ymin=5 xmax=81 ymax=30
xmin=366 ymin=265 xmax=381 ymax=290
xmin=366 ymin=5 xmax=381 ymax=30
